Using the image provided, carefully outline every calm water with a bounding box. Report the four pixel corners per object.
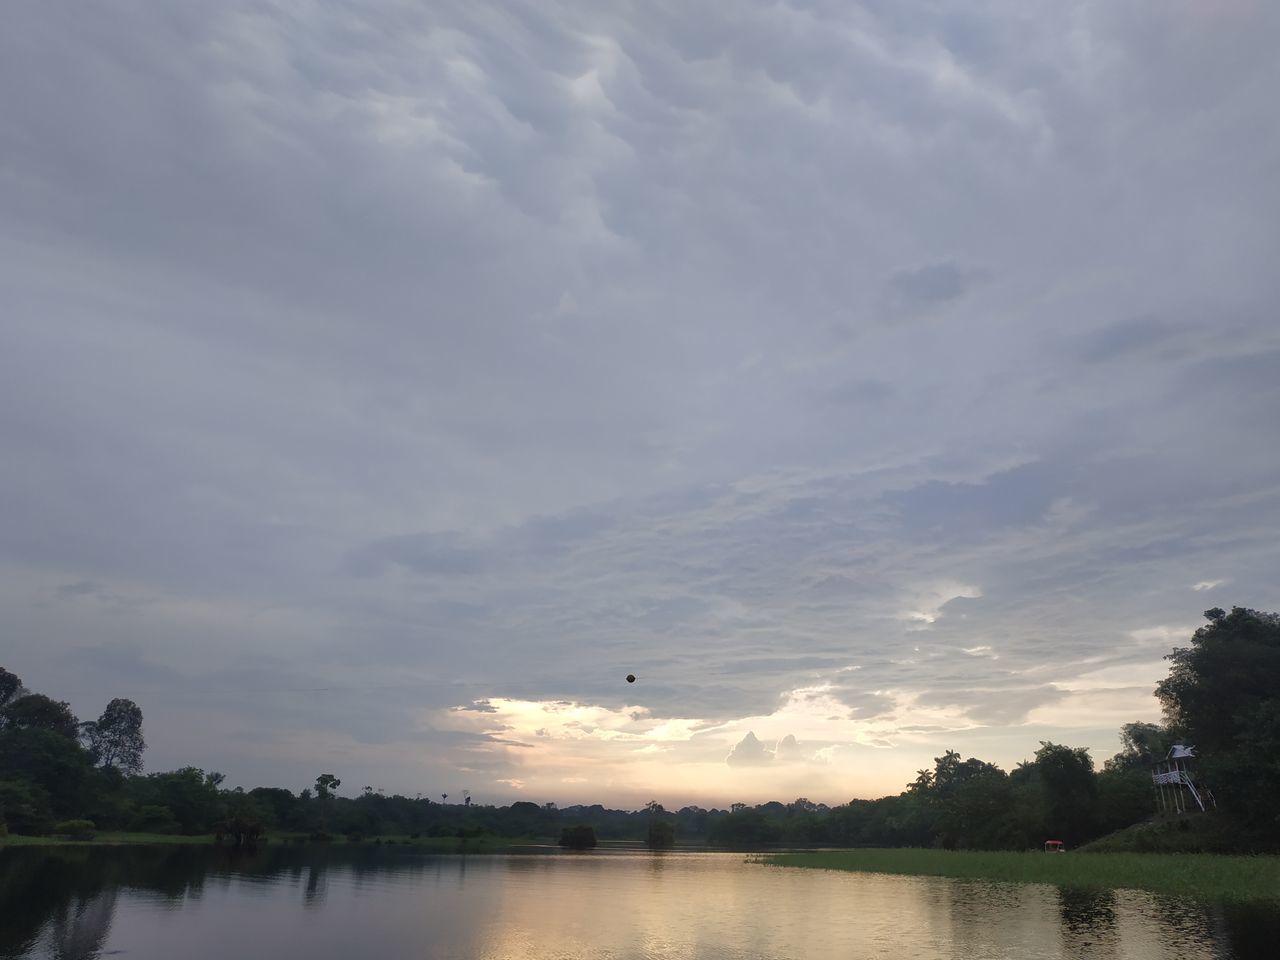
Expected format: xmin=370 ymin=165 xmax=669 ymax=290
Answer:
xmin=2 ymin=845 xmax=1277 ymax=960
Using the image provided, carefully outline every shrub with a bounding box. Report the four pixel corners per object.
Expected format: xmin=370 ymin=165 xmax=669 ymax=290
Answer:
xmin=559 ymin=825 xmax=597 ymax=850
xmin=54 ymin=819 xmax=96 ymax=840
xmin=128 ymin=804 xmax=180 ymax=834
xmin=0 ymin=779 xmax=54 ymax=835
xmin=647 ymin=820 xmax=675 ymax=850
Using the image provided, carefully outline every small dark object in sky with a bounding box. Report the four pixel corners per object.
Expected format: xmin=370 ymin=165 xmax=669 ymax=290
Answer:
xmin=626 ymin=674 xmax=636 ymax=683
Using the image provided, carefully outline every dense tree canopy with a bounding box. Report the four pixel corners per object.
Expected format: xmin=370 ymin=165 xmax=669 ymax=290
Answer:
xmin=0 ymin=668 xmax=22 ymax=708
xmin=1156 ymin=607 xmax=1280 ymax=837
xmin=0 ymin=694 xmax=79 ymax=739
xmin=81 ymin=698 xmax=146 ymax=775
xmin=1104 ymin=722 xmax=1173 ymax=772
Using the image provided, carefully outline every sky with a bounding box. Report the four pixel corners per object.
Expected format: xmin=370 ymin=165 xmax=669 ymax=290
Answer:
xmin=3 ymin=0 xmax=1278 ymax=809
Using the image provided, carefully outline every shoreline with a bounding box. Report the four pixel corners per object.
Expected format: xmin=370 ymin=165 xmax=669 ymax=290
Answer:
xmin=0 ymin=832 xmax=539 ymax=851
xmin=763 ymin=848 xmax=1280 ymax=902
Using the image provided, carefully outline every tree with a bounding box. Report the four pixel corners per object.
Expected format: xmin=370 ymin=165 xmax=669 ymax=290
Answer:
xmin=0 ymin=668 xmax=23 ymax=708
xmin=1156 ymin=607 xmax=1280 ymax=837
xmin=129 ymin=768 xmax=226 ymax=834
xmin=314 ymin=774 xmax=341 ymax=800
xmin=248 ymin=787 xmax=304 ymax=830
xmin=647 ymin=819 xmax=675 ymax=849
xmin=1104 ymin=722 xmax=1172 ymax=772
xmin=0 ymin=694 xmax=78 ymax=739
xmin=707 ymin=808 xmax=781 ymax=848
xmin=1032 ymin=742 xmax=1099 ymax=846
xmin=313 ymin=773 xmax=341 ymax=834
xmin=0 ymin=778 xmax=54 ymax=835
xmin=1157 ymin=608 xmax=1280 ymax=745
xmin=559 ymin=825 xmax=597 ymax=849
xmin=81 ymin=698 xmax=146 ymax=775
xmin=645 ymin=799 xmax=674 ymax=848
xmin=0 ymin=727 xmax=95 ymax=821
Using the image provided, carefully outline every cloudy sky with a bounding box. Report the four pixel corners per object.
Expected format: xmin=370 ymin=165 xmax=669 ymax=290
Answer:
xmin=3 ymin=0 xmax=1278 ymax=808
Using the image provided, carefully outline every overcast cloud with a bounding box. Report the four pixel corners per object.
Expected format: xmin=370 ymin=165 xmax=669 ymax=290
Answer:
xmin=3 ymin=0 xmax=1278 ymax=807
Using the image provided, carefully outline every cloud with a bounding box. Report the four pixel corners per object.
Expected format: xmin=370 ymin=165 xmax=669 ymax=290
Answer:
xmin=775 ymin=733 xmax=804 ymax=762
xmin=2 ymin=0 xmax=1278 ymax=806
xmin=726 ymin=732 xmax=774 ymax=767
xmin=725 ymin=731 xmax=809 ymax=767
xmin=54 ymin=581 xmax=97 ymax=600
xmin=890 ymin=261 xmax=984 ymax=307
xmin=1076 ymin=316 xmax=1181 ymax=365
xmin=897 ymin=581 xmax=983 ymax=626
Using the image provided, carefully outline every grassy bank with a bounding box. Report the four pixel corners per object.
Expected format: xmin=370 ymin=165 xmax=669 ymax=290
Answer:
xmin=764 ymin=849 xmax=1280 ymax=902
xmin=0 ymin=831 xmax=540 ymax=851
xmin=1 ymin=831 xmax=217 ymax=847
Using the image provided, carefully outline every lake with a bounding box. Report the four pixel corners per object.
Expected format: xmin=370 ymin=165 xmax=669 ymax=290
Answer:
xmin=3 ymin=845 xmax=1277 ymax=959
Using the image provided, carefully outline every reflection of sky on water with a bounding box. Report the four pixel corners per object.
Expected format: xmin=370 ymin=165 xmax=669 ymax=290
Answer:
xmin=1 ymin=847 xmax=1276 ymax=960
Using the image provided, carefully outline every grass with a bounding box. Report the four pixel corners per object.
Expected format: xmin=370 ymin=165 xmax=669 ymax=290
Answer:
xmin=763 ymin=848 xmax=1280 ymax=902
xmin=0 ymin=831 xmax=217 ymax=847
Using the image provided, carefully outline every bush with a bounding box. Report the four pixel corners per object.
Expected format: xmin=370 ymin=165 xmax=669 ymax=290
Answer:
xmin=54 ymin=819 xmax=96 ymax=840
xmin=559 ymin=825 xmax=597 ymax=850
xmin=647 ymin=820 xmax=675 ymax=850
xmin=128 ymin=804 xmax=180 ymax=834
xmin=0 ymin=779 xmax=54 ymax=835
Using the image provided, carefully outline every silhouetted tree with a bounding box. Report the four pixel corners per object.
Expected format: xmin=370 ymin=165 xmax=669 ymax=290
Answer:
xmin=1157 ymin=606 xmax=1280 ymax=837
xmin=647 ymin=819 xmax=675 ymax=849
xmin=313 ymin=773 xmax=340 ymax=833
xmin=558 ymin=824 xmax=597 ymax=849
xmin=0 ymin=668 xmax=23 ymax=708
xmin=0 ymin=694 xmax=78 ymax=739
xmin=1032 ymin=741 xmax=1099 ymax=846
xmin=1104 ymin=722 xmax=1172 ymax=772
xmin=314 ymin=774 xmax=340 ymax=800
xmin=129 ymin=768 xmax=226 ymax=834
xmin=81 ymin=698 xmax=146 ymax=775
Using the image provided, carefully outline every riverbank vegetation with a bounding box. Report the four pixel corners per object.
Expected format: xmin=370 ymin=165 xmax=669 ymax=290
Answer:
xmin=3 ymin=607 xmax=1278 ymax=853
xmin=764 ymin=849 xmax=1280 ymax=902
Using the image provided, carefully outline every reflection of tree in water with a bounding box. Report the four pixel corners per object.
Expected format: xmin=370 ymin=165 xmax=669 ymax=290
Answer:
xmin=1057 ymin=887 xmax=1119 ymax=960
xmin=1219 ymin=901 xmax=1280 ymax=960
xmin=303 ymin=860 xmax=328 ymax=908
xmin=0 ymin=846 xmax=211 ymax=957
xmin=42 ymin=887 xmax=117 ymax=960
xmin=1146 ymin=894 xmax=1280 ymax=960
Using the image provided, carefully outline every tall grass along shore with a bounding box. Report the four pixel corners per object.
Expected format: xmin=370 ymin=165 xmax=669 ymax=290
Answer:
xmin=765 ymin=849 xmax=1280 ymax=902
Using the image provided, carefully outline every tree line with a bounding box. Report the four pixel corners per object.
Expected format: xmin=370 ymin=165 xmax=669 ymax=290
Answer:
xmin=2 ymin=607 xmax=1277 ymax=850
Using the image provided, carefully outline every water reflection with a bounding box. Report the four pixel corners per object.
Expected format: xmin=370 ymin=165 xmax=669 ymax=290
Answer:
xmin=1 ymin=846 xmax=1276 ymax=960
xmin=1057 ymin=887 xmax=1120 ymax=960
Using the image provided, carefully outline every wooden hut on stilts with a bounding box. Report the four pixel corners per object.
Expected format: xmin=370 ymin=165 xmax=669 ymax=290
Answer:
xmin=1151 ymin=745 xmax=1214 ymax=814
